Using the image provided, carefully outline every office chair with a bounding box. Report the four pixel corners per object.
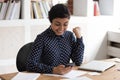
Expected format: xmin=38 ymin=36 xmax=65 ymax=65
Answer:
xmin=16 ymin=42 xmax=33 ymax=71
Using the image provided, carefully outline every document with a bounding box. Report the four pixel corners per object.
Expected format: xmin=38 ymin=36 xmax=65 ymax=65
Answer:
xmin=61 ymin=76 xmax=92 ymax=80
xmin=44 ymin=70 xmax=87 ymax=79
xmin=67 ymin=76 xmax=92 ymax=80
xmin=11 ymin=72 xmax=40 ymax=80
xmin=62 ymin=70 xmax=87 ymax=78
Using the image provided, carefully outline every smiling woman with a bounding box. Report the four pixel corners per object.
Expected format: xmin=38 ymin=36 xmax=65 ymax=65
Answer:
xmin=26 ymin=4 xmax=84 ymax=75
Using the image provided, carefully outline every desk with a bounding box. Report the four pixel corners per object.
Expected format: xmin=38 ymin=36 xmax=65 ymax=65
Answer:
xmin=1 ymin=58 xmax=120 ymax=80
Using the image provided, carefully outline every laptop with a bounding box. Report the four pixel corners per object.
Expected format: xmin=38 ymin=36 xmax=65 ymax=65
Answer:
xmin=79 ymin=60 xmax=116 ymax=72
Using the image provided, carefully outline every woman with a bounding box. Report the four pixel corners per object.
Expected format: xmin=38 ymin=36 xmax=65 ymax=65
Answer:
xmin=26 ymin=4 xmax=84 ymax=75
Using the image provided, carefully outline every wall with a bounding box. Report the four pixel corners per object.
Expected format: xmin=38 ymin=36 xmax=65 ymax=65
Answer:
xmin=84 ymin=16 xmax=120 ymax=61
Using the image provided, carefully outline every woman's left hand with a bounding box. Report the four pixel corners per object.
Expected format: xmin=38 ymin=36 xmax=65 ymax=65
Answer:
xmin=73 ymin=27 xmax=81 ymax=38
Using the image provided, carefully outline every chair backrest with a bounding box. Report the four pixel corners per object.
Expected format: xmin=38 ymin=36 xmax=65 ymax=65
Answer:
xmin=16 ymin=42 xmax=33 ymax=71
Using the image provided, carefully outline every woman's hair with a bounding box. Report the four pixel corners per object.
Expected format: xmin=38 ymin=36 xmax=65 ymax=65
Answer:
xmin=48 ymin=4 xmax=71 ymax=23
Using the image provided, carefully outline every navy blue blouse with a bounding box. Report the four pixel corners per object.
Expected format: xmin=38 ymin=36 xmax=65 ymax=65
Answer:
xmin=26 ymin=27 xmax=84 ymax=73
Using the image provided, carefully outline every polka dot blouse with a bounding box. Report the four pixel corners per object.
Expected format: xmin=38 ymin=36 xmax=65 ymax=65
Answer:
xmin=26 ymin=27 xmax=84 ymax=73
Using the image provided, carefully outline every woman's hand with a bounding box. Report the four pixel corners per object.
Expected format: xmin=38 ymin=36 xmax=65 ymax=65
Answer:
xmin=73 ymin=27 xmax=81 ymax=38
xmin=53 ymin=65 xmax=72 ymax=75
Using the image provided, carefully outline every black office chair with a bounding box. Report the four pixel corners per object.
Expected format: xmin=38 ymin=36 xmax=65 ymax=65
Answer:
xmin=16 ymin=42 xmax=33 ymax=71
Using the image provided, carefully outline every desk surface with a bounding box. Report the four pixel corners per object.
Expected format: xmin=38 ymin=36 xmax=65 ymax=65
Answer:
xmin=1 ymin=58 xmax=120 ymax=80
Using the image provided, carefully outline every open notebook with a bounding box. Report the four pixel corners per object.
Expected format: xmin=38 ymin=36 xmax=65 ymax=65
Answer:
xmin=79 ymin=60 xmax=116 ymax=72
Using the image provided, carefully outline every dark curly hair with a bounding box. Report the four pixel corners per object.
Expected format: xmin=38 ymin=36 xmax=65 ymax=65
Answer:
xmin=48 ymin=4 xmax=71 ymax=23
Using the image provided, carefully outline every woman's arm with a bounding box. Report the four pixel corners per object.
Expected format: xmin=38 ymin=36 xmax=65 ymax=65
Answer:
xmin=26 ymin=35 xmax=53 ymax=73
xmin=71 ymin=27 xmax=85 ymax=66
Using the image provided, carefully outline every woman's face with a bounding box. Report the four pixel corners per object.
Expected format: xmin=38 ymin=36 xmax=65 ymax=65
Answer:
xmin=51 ymin=18 xmax=69 ymax=36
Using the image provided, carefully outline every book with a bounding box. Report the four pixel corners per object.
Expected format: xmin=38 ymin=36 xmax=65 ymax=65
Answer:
xmin=41 ymin=1 xmax=48 ymax=17
xmin=94 ymin=1 xmax=100 ymax=16
xmin=32 ymin=1 xmax=38 ymax=19
xmin=39 ymin=1 xmax=47 ymax=19
xmin=32 ymin=1 xmax=43 ymax=19
xmin=35 ymin=1 xmax=43 ymax=19
xmin=45 ymin=1 xmax=50 ymax=12
xmin=30 ymin=2 xmax=34 ymax=19
xmin=5 ymin=0 xmax=15 ymax=20
xmin=0 ymin=1 xmax=9 ymax=20
xmin=0 ymin=3 xmax=3 ymax=11
xmin=79 ymin=60 xmax=116 ymax=72
xmin=10 ymin=0 xmax=21 ymax=19
xmin=0 ymin=0 xmax=4 ymax=2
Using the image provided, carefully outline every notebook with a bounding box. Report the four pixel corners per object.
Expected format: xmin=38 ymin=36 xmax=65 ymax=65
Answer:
xmin=79 ymin=60 xmax=116 ymax=72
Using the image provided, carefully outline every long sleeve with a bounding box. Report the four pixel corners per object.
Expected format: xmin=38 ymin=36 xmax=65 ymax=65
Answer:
xmin=26 ymin=35 xmax=54 ymax=73
xmin=71 ymin=37 xmax=84 ymax=66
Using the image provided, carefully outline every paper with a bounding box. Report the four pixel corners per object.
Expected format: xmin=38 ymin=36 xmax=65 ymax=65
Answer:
xmin=43 ymin=74 xmax=61 ymax=77
xmin=11 ymin=72 xmax=40 ymax=80
xmin=69 ymin=76 xmax=92 ymax=80
xmin=61 ymin=76 xmax=92 ymax=80
xmin=62 ymin=70 xmax=87 ymax=78
xmin=44 ymin=70 xmax=87 ymax=79
xmin=88 ymin=72 xmax=101 ymax=75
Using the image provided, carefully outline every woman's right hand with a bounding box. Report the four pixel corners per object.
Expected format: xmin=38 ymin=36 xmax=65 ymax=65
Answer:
xmin=52 ymin=65 xmax=72 ymax=75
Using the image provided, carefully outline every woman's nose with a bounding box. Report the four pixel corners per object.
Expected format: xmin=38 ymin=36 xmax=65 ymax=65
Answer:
xmin=59 ymin=26 xmax=64 ymax=30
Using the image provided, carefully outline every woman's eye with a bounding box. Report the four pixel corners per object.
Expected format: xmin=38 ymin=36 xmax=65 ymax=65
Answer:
xmin=64 ymin=23 xmax=68 ymax=26
xmin=54 ymin=23 xmax=68 ymax=27
xmin=64 ymin=24 xmax=68 ymax=26
xmin=55 ymin=24 xmax=60 ymax=26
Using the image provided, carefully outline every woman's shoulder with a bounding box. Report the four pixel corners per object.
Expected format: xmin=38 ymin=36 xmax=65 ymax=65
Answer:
xmin=65 ymin=30 xmax=73 ymax=35
xmin=37 ymin=28 xmax=50 ymax=36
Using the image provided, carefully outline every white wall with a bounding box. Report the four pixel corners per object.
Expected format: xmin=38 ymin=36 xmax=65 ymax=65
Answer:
xmin=85 ymin=16 xmax=108 ymax=61
xmin=83 ymin=16 xmax=120 ymax=62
